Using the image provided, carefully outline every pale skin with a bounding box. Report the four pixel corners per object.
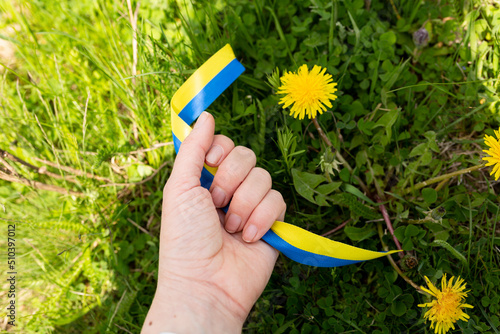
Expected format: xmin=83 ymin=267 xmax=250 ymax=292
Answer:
xmin=142 ymin=112 xmax=286 ymax=333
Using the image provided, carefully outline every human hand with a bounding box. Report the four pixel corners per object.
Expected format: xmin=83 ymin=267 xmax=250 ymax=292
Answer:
xmin=142 ymin=112 xmax=286 ymax=333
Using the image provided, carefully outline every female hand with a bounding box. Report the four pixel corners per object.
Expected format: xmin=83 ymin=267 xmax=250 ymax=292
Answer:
xmin=142 ymin=112 xmax=286 ymax=333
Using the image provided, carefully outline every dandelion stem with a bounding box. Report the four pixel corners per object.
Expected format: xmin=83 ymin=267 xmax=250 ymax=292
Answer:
xmin=367 ymin=161 xmax=404 ymax=257
xmin=321 ymin=219 xmax=350 ymax=237
xmin=377 ymin=223 xmax=421 ymax=292
xmin=377 ymin=197 xmax=404 ymax=258
xmin=402 ymin=163 xmax=486 ymax=195
xmin=311 ymin=117 xmax=333 ymax=147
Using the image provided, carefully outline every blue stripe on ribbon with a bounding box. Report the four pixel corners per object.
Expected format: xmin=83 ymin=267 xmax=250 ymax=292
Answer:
xmin=200 ymin=166 xmax=215 ymax=190
xmin=173 ymin=133 xmax=182 ymax=153
xmin=261 ymin=230 xmax=362 ymax=267
xmin=178 ymin=59 xmax=245 ymax=125
xmin=174 ymin=134 xmax=217 ymax=201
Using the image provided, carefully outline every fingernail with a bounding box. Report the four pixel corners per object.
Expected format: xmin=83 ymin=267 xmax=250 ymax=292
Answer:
xmin=206 ymin=145 xmax=223 ymax=165
xmin=225 ymin=214 xmax=242 ymax=233
xmin=243 ymin=224 xmax=258 ymax=243
xmin=193 ymin=111 xmax=209 ymax=129
xmin=211 ymin=186 xmax=226 ymax=208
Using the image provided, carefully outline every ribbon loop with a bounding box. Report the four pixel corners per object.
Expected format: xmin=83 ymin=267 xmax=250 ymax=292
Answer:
xmin=171 ymin=44 xmax=399 ymax=267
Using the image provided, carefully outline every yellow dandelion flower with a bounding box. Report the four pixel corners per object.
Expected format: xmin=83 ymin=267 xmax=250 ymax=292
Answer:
xmin=483 ymin=127 xmax=500 ymax=180
xmin=418 ymin=275 xmax=473 ymax=334
xmin=277 ymin=64 xmax=338 ymax=120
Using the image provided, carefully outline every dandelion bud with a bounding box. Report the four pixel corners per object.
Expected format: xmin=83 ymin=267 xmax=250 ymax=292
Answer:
xmin=413 ymin=28 xmax=429 ymax=48
xmin=318 ymin=149 xmax=342 ymax=176
xmin=401 ymin=254 xmax=418 ymax=271
xmin=430 ymin=207 xmax=446 ymax=221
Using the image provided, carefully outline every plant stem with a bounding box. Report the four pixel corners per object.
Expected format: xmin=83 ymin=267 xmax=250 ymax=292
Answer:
xmin=377 ymin=197 xmax=404 ymax=258
xmin=434 ymin=178 xmax=449 ymax=192
xmin=402 ymin=163 xmax=486 ymax=195
xmin=312 ymin=117 xmax=333 ymax=147
xmin=311 ymin=118 xmax=405 ymax=261
xmin=1 ymin=149 xmax=81 ymax=184
xmin=311 ymin=117 xmax=370 ymax=194
xmin=321 ymin=219 xmax=350 ymax=237
xmin=389 ymin=0 xmax=401 ymax=20
xmin=377 ymin=223 xmax=421 ymax=292
xmin=367 ymin=159 xmax=404 ymax=258
xmin=33 ymin=157 xmax=112 ymax=182
xmin=0 ymin=170 xmax=84 ymax=197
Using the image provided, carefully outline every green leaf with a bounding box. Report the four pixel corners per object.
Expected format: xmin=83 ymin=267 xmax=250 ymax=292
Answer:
xmin=409 ymin=143 xmax=427 ymax=158
xmin=339 ymin=168 xmax=351 ymax=182
xmin=422 ymin=188 xmax=438 ymax=204
xmin=405 ymin=225 xmax=420 ymax=237
xmin=359 ymin=78 xmax=370 ymax=90
xmin=433 ymin=230 xmax=450 ymax=241
xmin=402 ymin=237 xmax=414 ymax=251
xmin=380 ymin=31 xmax=396 ymax=45
xmin=423 ymin=131 xmax=439 ymax=150
xmin=344 ymin=226 xmax=376 ymax=241
xmin=357 ymin=118 xmax=375 ymax=135
xmin=316 ymin=182 xmax=342 ymax=195
xmin=391 ymin=300 xmax=407 ymax=317
xmin=347 ymin=11 xmax=360 ymax=50
xmin=430 ymin=239 xmax=469 ymax=268
xmin=342 ymin=183 xmax=377 ymax=205
xmin=384 ymin=58 xmax=410 ymax=91
xmin=137 ymin=164 xmax=154 ymax=178
xmin=289 ymin=276 xmax=300 ymax=288
xmin=420 ymin=151 xmax=433 ymax=165
xmin=481 ymin=296 xmax=490 ymax=307
xmin=332 ymin=193 xmax=380 ymax=219
xmin=291 ymin=169 xmax=328 ymax=204
xmin=318 ymin=296 xmax=334 ymax=309
xmin=373 ymin=108 xmax=399 ymax=145
xmin=315 ymin=195 xmax=329 ymax=207
xmin=274 ymin=319 xmax=296 ymax=334
xmin=394 ymin=226 xmax=406 ymax=241
xmin=374 ymin=108 xmax=399 ymax=129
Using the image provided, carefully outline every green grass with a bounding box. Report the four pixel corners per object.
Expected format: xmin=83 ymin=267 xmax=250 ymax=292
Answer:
xmin=1 ymin=0 xmax=499 ymax=333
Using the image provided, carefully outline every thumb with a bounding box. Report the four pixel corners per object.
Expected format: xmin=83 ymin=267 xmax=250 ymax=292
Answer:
xmin=169 ymin=112 xmax=215 ymax=190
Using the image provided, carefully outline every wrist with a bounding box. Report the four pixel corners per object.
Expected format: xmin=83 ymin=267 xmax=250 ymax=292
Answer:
xmin=142 ymin=276 xmax=243 ymax=334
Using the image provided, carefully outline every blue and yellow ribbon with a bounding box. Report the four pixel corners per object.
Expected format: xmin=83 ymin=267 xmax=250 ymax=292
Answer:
xmin=171 ymin=44 xmax=398 ymax=267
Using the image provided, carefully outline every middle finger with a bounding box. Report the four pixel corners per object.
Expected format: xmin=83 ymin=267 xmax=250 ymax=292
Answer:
xmin=224 ymin=167 xmax=272 ymax=233
xmin=209 ymin=146 xmax=256 ymax=208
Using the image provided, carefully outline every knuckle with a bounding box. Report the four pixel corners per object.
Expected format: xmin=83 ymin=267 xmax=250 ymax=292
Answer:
xmin=235 ymin=146 xmax=256 ymax=164
xmin=269 ymin=189 xmax=285 ymax=205
xmin=253 ymin=167 xmax=272 ymax=188
xmin=215 ymin=168 xmax=237 ymax=186
xmin=232 ymin=193 xmax=254 ymax=212
xmin=216 ymin=134 xmax=234 ymax=148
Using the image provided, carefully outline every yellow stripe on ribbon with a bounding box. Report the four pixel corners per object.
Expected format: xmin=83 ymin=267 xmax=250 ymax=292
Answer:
xmin=171 ymin=44 xmax=400 ymax=267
